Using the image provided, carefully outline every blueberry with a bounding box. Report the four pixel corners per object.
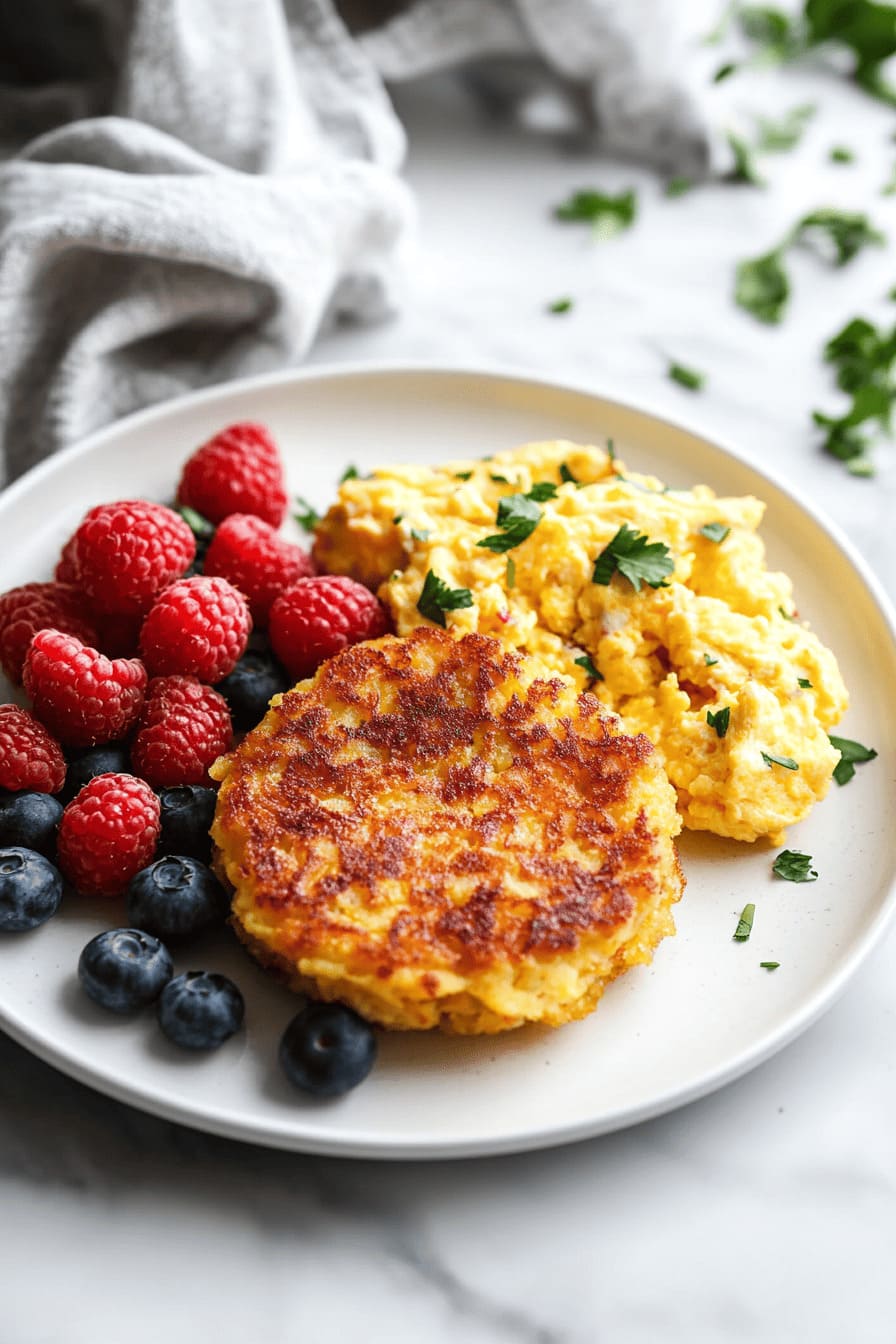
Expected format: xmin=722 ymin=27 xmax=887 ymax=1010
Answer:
xmin=279 ymin=1001 xmax=377 ymax=1098
xmin=0 ymin=792 xmax=63 ymax=857
xmin=126 ymin=855 xmax=229 ymax=941
xmin=157 ymin=971 xmax=244 ymax=1049
xmin=158 ymin=786 xmax=217 ymax=862
xmin=62 ymin=745 xmax=131 ymax=804
xmin=78 ymin=928 xmax=173 ymax=1014
xmin=0 ymin=848 xmax=63 ymax=932
xmin=216 ymin=650 xmax=291 ymax=732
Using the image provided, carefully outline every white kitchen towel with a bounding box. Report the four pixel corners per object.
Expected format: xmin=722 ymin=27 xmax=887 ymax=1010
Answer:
xmin=0 ymin=0 xmax=712 ymax=483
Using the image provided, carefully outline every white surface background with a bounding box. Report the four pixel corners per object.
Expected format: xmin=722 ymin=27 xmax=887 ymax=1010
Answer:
xmin=4 ymin=50 xmax=896 ymax=1344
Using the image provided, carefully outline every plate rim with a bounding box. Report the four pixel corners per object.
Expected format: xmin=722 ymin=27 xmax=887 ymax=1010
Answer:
xmin=3 ymin=359 xmax=896 ymax=1160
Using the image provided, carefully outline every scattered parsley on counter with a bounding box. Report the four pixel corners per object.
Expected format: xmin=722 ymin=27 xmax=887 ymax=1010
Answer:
xmin=704 ymin=652 xmax=719 ymax=666
xmin=760 ymin=961 xmax=781 ymax=971
xmin=506 ymin=556 xmax=516 ymax=589
xmin=798 ymin=676 xmax=813 ymax=688
xmin=527 ymin=482 xmax=559 ymax=502
xmin=756 ymin=103 xmax=816 ymax=152
xmin=574 ymin=653 xmax=603 ymax=680
xmin=592 ymin=524 xmax=674 ymax=592
xmin=796 ymin=209 xmax=884 ymax=265
xmin=707 ymin=706 xmax=731 ymax=738
xmin=293 ymin=496 xmax=320 ymax=531
xmin=829 ymin=734 xmax=877 ymax=785
xmin=699 ymin=522 xmax=730 ymax=543
xmin=736 ymin=248 xmax=790 ymax=324
xmin=726 ymin=131 xmax=765 ymax=185
xmin=665 ymin=177 xmax=694 ymax=197
xmin=668 ymin=361 xmax=706 ymax=391
xmin=812 ymin=310 xmax=896 ymax=475
xmin=733 ymin=903 xmax=756 ymax=941
xmin=713 ymin=61 xmax=738 ymax=83
xmin=548 ymin=297 xmax=573 ymax=314
xmin=339 ymin=464 xmax=359 ymax=483
xmin=773 ymin=849 xmax=818 ymax=882
xmin=761 ymin=750 xmax=799 ymax=770
xmin=416 ymin=571 xmax=474 ymax=628
xmin=554 ymin=188 xmax=637 ymax=240
xmin=830 ymin=145 xmax=855 ymax=163
xmin=477 ymin=493 xmax=543 ymax=553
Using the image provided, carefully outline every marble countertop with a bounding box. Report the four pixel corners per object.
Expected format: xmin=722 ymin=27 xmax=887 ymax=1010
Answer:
xmin=4 ymin=60 xmax=896 ymax=1344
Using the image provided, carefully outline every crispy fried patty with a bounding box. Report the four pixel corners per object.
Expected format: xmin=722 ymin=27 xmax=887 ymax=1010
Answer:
xmin=211 ymin=628 xmax=684 ymax=1033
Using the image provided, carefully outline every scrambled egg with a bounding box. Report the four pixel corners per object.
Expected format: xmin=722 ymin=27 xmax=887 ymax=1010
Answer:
xmin=314 ymin=441 xmax=848 ymax=844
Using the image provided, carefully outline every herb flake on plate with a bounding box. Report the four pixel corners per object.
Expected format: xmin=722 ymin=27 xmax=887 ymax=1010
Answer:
xmin=548 ymin=297 xmax=573 ymax=314
xmin=733 ymin=903 xmax=756 ymax=941
xmin=829 ymin=734 xmax=877 ymax=785
xmin=592 ymin=524 xmax=674 ymax=592
xmin=574 ymin=653 xmax=603 ymax=680
xmin=416 ymin=570 xmax=474 ymax=628
xmin=700 ymin=522 xmax=730 ymax=543
xmin=477 ymin=493 xmax=543 ymax=554
xmin=668 ymin=361 xmax=706 ymax=391
xmin=773 ymin=849 xmax=818 ymax=882
xmin=707 ymin=706 xmax=731 ymax=738
xmin=761 ymin=750 xmax=799 ymax=770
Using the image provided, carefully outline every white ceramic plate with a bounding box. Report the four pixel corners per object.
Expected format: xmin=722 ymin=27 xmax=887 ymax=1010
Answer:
xmin=1 ymin=365 xmax=894 ymax=1160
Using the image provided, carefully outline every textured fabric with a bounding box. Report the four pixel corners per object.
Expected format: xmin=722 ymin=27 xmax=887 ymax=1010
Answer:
xmin=0 ymin=0 xmax=712 ymax=483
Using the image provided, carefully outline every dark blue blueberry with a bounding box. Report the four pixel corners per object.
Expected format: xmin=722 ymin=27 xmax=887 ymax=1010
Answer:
xmin=126 ymin=855 xmax=229 ymax=941
xmin=158 ymin=786 xmax=217 ymax=862
xmin=279 ymin=1001 xmax=377 ymax=1098
xmin=216 ymin=650 xmax=291 ymax=732
xmin=0 ymin=792 xmax=63 ymax=857
xmin=0 ymin=848 xmax=63 ymax=932
xmin=61 ymin=745 xmax=131 ymax=804
xmin=157 ymin=971 xmax=244 ymax=1050
xmin=78 ymin=928 xmax=173 ymax=1014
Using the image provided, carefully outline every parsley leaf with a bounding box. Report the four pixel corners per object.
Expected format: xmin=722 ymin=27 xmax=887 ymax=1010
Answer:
xmin=714 ymin=60 xmax=738 ymax=82
xmin=490 ymin=473 xmax=511 ymax=484
xmin=829 ymin=734 xmax=877 ymax=785
xmin=739 ymin=6 xmax=804 ymax=62
xmin=813 ymin=311 xmax=896 ymax=474
xmin=455 ymin=471 xmax=473 ymax=481
xmin=733 ymin=903 xmax=756 ymax=941
xmin=761 ymin=750 xmax=799 ymax=770
xmin=726 ymin=131 xmax=765 ymax=185
xmin=760 ymin=961 xmax=781 ymax=970
xmin=559 ymin=462 xmax=579 ymax=485
xmin=798 ymin=676 xmax=813 ymax=688
xmin=592 ymin=524 xmax=674 ymax=592
xmin=773 ymin=849 xmax=818 ymax=882
xmin=526 ymin=482 xmax=558 ymax=502
xmin=794 ymin=209 xmax=885 ymax=266
xmin=339 ymin=464 xmax=359 ymax=483
xmin=410 ymin=527 xmax=430 ymax=542
xmin=548 ymin=297 xmax=573 ymax=314
xmin=735 ymin=248 xmax=790 ymax=324
xmin=574 ymin=653 xmax=603 ymax=680
xmin=606 ymin=439 xmax=616 ymax=461
xmin=665 ymin=177 xmax=694 ymax=197
xmin=830 ymin=144 xmax=855 ymax=163
xmin=554 ymin=188 xmax=637 ymax=240
xmin=700 ymin=522 xmax=730 ymax=543
xmin=293 ymin=496 xmax=320 ymax=531
xmin=477 ymin=494 xmax=542 ymax=553
xmin=177 ymin=504 xmax=214 ymax=541
xmin=668 ymin=361 xmax=706 ymax=391
xmin=756 ymin=103 xmax=816 ymax=151
xmin=707 ymin=706 xmax=731 ymax=738
xmin=704 ymin=652 xmax=719 ymax=666
xmin=416 ymin=571 xmax=474 ymax=628
xmin=506 ymin=556 xmax=516 ymax=589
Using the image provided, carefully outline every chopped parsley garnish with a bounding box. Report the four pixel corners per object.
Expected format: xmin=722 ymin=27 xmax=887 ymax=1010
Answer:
xmin=668 ymin=361 xmax=706 ymax=392
xmin=410 ymin=527 xmax=430 ymax=542
xmin=773 ymin=849 xmax=818 ymax=882
xmin=477 ymin=493 xmax=543 ymax=553
xmin=829 ymin=734 xmax=877 ymax=785
xmin=812 ymin=309 xmax=896 ymax=475
xmin=726 ymin=131 xmax=765 ymax=186
xmin=177 ymin=505 xmax=214 ymax=540
xmin=699 ymin=522 xmax=730 ymax=543
xmin=592 ymin=524 xmax=674 ymax=592
xmin=416 ymin=571 xmax=474 ymax=628
xmin=713 ymin=61 xmax=738 ymax=83
xmin=527 ymin=481 xmax=558 ymax=502
xmin=761 ymin=750 xmax=799 ymax=770
xmin=733 ymin=903 xmax=756 ymax=942
xmin=756 ymin=103 xmax=816 ymax=152
xmin=760 ymin=961 xmax=780 ymax=971
xmin=665 ymin=177 xmax=694 ymax=197
xmin=559 ymin=462 xmax=579 ymax=485
xmin=607 ymin=438 xmax=616 ymax=461
xmin=392 ymin=514 xmax=403 ymax=524
xmin=554 ymin=188 xmax=637 ymax=240
xmin=707 ymin=706 xmax=731 ymax=738
xmin=704 ymin=652 xmax=719 ymax=667
xmin=490 ymin=473 xmax=511 ymax=484
xmin=339 ymin=464 xmax=360 ymax=483
xmin=736 ymin=209 xmax=884 ymax=324
xmin=830 ymin=145 xmax=855 ymax=163
xmin=455 ymin=471 xmax=473 ymax=481
xmin=779 ymin=606 xmax=796 ymax=621
xmin=293 ymin=496 xmax=320 ymax=531
xmin=506 ymin=556 xmax=516 ymax=588
xmin=548 ymin=297 xmax=573 ymax=314
xmin=574 ymin=653 xmax=603 ymax=680
xmin=798 ymin=676 xmax=813 ymax=688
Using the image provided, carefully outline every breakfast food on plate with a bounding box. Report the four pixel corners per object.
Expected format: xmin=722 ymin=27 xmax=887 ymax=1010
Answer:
xmin=314 ymin=440 xmax=849 ymax=844
xmin=211 ymin=626 xmax=684 ymax=1033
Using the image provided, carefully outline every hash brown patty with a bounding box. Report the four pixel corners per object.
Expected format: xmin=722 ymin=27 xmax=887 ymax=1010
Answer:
xmin=211 ymin=628 xmax=684 ymax=1033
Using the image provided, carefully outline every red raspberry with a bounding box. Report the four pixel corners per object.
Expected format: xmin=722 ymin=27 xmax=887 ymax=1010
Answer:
xmin=66 ymin=500 xmax=195 ymax=617
xmin=139 ymin=576 xmax=251 ymax=681
xmin=23 ymin=630 xmax=147 ymax=748
xmin=0 ymin=582 xmax=97 ymax=684
xmin=203 ymin=514 xmax=314 ymax=625
xmin=0 ymin=705 xmax=66 ymax=793
xmin=269 ymin=576 xmax=390 ymax=679
xmin=131 ymin=676 xmax=232 ymax=788
xmin=177 ymin=423 xmax=288 ymax=527
xmin=57 ymin=774 xmax=160 ymax=897
xmin=54 ymin=535 xmax=80 ymax=585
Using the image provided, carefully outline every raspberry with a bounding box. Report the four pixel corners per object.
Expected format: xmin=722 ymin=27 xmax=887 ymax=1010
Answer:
xmin=268 ymin=576 xmax=390 ymax=679
xmin=0 ymin=582 xmax=97 ymax=684
xmin=54 ymin=535 xmax=80 ymax=585
xmin=131 ymin=676 xmax=232 ymax=788
xmin=57 ymin=774 xmax=160 ymax=897
xmin=0 ymin=705 xmax=66 ymax=793
xmin=66 ymin=500 xmax=195 ymax=617
xmin=139 ymin=576 xmax=251 ymax=681
xmin=23 ymin=630 xmax=147 ymax=748
xmin=177 ymin=423 xmax=288 ymax=527
xmin=203 ymin=514 xmax=314 ymax=625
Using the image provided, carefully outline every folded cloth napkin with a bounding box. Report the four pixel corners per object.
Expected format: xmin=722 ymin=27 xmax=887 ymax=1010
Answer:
xmin=0 ymin=0 xmax=712 ymax=484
